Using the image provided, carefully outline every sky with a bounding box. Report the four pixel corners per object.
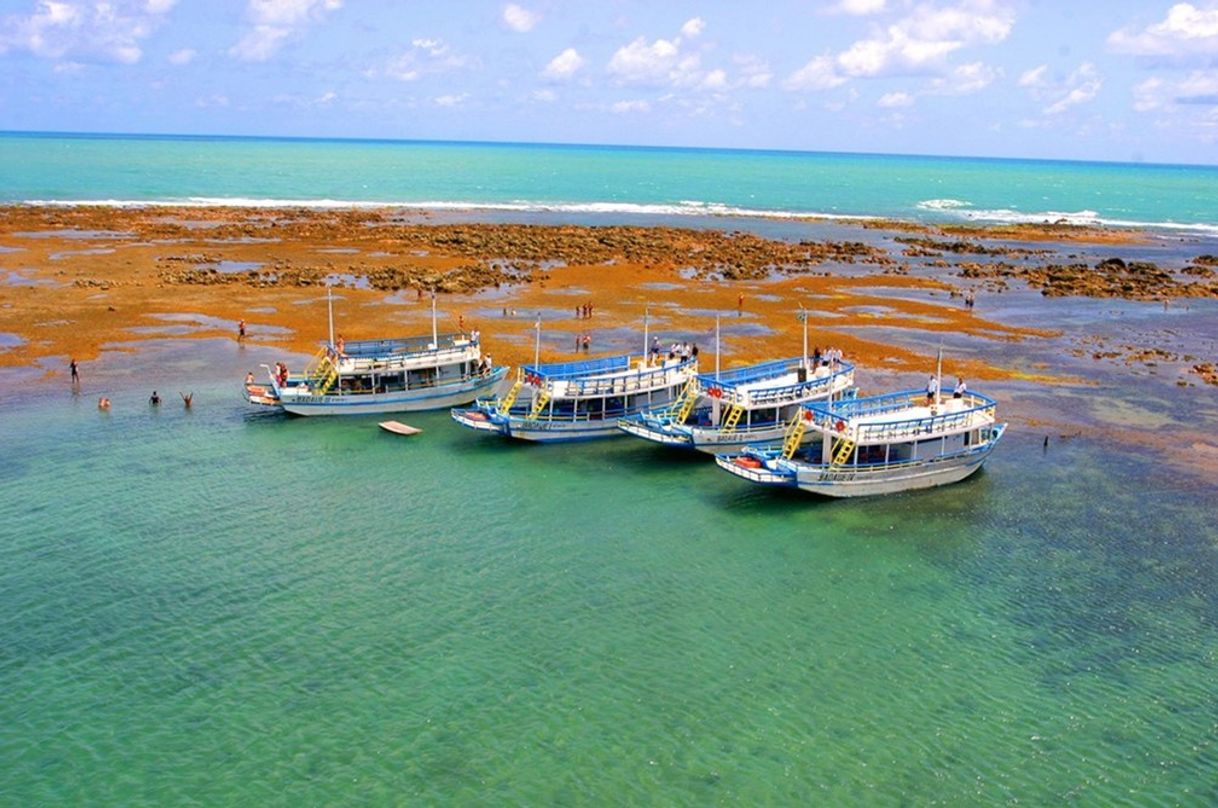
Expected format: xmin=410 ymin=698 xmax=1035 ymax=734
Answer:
xmin=1 ymin=0 xmax=1217 ymax=163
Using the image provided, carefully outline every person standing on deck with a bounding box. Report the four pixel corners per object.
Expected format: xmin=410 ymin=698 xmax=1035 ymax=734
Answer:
xmin=926 ymin=375 xmax=939 ymax=402
xmin=953 ymin=378 xmax=967 ymax=399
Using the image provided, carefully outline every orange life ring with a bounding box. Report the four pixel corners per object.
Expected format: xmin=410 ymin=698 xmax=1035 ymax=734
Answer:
xmin=834 ymin=419 xmax=846 ymax=433
xmin=709 ymin=387 xmax=722 ymax=399
xmin=803 ymin=410 xmax=814 ymax=422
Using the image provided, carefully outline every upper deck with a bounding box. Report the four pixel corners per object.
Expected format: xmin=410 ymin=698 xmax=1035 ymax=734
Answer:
xmin=332 ymin=333 xmax=480 ymax=374
xmin=522 ymin=354 xmax=697 ymax=399
xmin=700 ymin=357 xmax=855 ymax=408
xmin=805 ymin=390 xmax=997 ymax=445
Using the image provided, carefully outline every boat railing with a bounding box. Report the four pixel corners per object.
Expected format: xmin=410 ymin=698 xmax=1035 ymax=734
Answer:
xmin=699 ymin=357 xmax=800 ymax=386
xmin=806 ymin=392 xmax=997 ymax=443
xmin=339 ymin=343 xmax=477 ymax=373
xmin=338 ymin=333 xmax=474 ymax=358
xmin=525 ymin=354 xmax=632 ymax=382
xmin=534 ymin=357 xmax=697 ymax=398
xmin=732 ymin=365 xmax=855 ymax=408
xmin=297 ymin=365 xmax=503 ymax=396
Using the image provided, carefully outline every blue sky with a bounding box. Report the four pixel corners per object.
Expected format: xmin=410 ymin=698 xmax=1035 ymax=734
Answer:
xmin=2 ymin=0 xmax=1217 ymax=163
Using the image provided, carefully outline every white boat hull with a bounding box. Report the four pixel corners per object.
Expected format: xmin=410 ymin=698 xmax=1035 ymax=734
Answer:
xmin=716 ymin=427 xmax=1004 ymax=498
xmin=450 ymin=409 xmax=629 ymax=442
xmin=618 ymin=417 xmax=812 ymax=454
xmin=278 ymin=369 xmax=506 ymax=416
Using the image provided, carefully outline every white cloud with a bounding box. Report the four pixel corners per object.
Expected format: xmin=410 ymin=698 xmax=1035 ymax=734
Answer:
xmin=700 ymin=68 xmax=728 ymax=90
xmin=1108 ymin=3 xmax=1218 ymax=56
xmin=230 ymin=0 xmax=341 ymax=62
xmin=0 ymin=0 xmax=176 ymax=63
xmin=1018 ymin=64 xmax=1047 ymax=87
xmin=836 ymin=0 xmax=886 ymax=14
xmin=433 ymin=92 xmax=468 ymax=107
xmin=1133 ymin=71 xmax=1218 ymax=112
xmin=167 ymin=47 xmax=195 ymax=65
xmin=608 ymin=35 xmax=682 ymax=83
xmin=531 ymin=88 xmax=556 ymax=102
xmin=929 ymin=61 xmax=999 ymax=94
xmin=379 ymin=37 xmax=468 ymax=82
xmin=784 ymin=55 xmax=847 ymax=90
xmin=611 ymin=99 xmax=651 ymax=113
xmin=834 ymin=0 xmax=1015 ymax=78
xmin=680 ymin=17 xmax=705 ymax=38
xmin=502 ymin=3 xmax=539 ymax=33
xmin=315 ymin=89 xmax=336 ymax=105
xmin=542 ymin=47 xmax=584 ymax=80
xmin=877 ymin=91 xmax=914 ymax=107
xmin=734 ymin=54 xmax=772 ymax=88
xmin=1042 ymin=62 xmax=1101 ymax=115
xmin=194 ymin=93 xmax=229 ymax=108
xmin=607 ymin=19 xmax=726 ymax=89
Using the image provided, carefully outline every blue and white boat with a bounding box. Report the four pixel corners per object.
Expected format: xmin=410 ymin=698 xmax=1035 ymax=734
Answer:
xmin=715 ymin=388 xmax=1005 ymax=497
xmin=451 ymin=353 xmax=699 ymax=442
xmin=245 ymin=290 xmax=506 ymax=416
xmin=618 ymin=356 xmax=855 ymax=453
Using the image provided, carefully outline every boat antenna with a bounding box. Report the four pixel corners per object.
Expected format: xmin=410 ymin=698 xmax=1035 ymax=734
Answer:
xmin=533 ymin=312 xmax=542 ymax=370
xmin=431 ymin=288 xmax=438 ymax=349
xmin=327 ymin=282 xmax=335 ymax=349
xmin=643 ymin=303 xmax=649 ymax=365
xmin=799 ymin=305 xmax=808 ymax=370
xmin=715 ymin=314 xmax=721 ymax=381
xmin=935 ymin=343 xmax=943 ymax=408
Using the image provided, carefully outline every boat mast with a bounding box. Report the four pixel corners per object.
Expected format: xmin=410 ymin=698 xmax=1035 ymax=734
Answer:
xmin=643 ymin=304 xmax=649 ymax=365
xmin=715 ymin=314 xmax=721 ymax=381
xmin=799 ymin=305 xmax=808 ymax=369
xmin=533 ymin=313 xmax=541 ymax=370
xmin=327 ymin=283 xmax=335 ymax=349
xmin=431 ymin=289 xmax=439 ymax=348
xmin=935 ymin=344 xmax=943 ymax=408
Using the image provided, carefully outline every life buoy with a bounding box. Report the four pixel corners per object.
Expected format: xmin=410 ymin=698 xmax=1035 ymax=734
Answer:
xmin=803 ymin=410 xmax=814 ymax=422
xmin=709 ymin=387 xmax=722 ymax=399
xmin=735 ymin=456 xmax=762 ymax=469
xmin=834 ymin=419 xmax=846 ymax=433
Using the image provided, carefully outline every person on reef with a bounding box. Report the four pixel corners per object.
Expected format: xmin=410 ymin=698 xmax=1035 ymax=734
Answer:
xmin=98 ymin=397 xmax=110 ymax=410
xmin=238 ymin=319 xmax=246 ymax=340
xmin=180 ymin=392 xmax=193 ymax=408
xmin=70 ymin=358 xmax=79 ymax=384
xmin=149 ymin=391 xmax=161 ymax=405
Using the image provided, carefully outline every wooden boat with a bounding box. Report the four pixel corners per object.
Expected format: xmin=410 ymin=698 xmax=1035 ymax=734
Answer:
xmin=715 ymin=388 xmax=1006 ymax=497
xmin=452 ymin=354 xmax=698 ymax=442
xmin=378 ymin=420 xmax=422 ymax=436
xmin=245 ymin=289 xmax=506 ymax=416
xmin=618 ymin=356 xmax=855 ymax=453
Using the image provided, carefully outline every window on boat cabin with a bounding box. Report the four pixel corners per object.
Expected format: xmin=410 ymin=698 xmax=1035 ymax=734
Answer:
xmin=889 ymin=441 xmax=915 ymax=462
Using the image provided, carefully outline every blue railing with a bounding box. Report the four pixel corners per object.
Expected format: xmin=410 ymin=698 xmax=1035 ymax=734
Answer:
xmin=701 ymin=360 xmax=855 ymax=408
xmin=524 ymin=354 xmax=631 ymax=381
xmin=331 ymin=333 xmax=474 ymax=358
xmin=804 ymin=390 xmax=998 ymax=443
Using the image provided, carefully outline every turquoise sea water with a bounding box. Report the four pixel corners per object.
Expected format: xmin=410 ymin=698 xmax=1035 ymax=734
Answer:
xmin=2 ymin=339 xmax=1218 ymax=804
xmin=3 ymin=131 xmax=1218 ymax=233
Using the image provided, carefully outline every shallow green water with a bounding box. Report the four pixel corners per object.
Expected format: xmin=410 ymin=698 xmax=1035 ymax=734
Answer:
xmin=2 ymin=350 xmax=1217 ymax=804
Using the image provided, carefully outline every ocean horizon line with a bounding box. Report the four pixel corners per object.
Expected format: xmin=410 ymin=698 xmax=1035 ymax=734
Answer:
xmin=5 ymin=128 xmax=1218 ymax=172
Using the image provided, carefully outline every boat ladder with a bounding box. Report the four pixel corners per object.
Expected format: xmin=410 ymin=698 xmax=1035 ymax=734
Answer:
xmin=527 ymin=388 xmax=551 ymax=420
xmin=667 ymin=379 xmax=699 ymax=424
xmin=308 ymin=351 xmax=338 ymax=395
xmin=721 ymin=403 xmax=744 ymax=432
xmin=830 ymin=436 xmax=856 ymax=468
xmin=781 ymin=411 xmax=806 ymax=459
xmin=498 ymin=370 xmax=524 ymax=414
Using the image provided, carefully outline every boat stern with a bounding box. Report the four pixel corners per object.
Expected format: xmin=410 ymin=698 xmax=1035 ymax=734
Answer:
xmin=714 ymin=451 xmax=799 ymax=487
xmin=617 ymin=413 xmax=696 ymax=447
xmin=451 ymin=404 xmax=510 ymax=434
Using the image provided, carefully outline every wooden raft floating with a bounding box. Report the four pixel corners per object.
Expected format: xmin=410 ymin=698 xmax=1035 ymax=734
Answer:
xmin=378 ymin=420 xmax=422 ymax=436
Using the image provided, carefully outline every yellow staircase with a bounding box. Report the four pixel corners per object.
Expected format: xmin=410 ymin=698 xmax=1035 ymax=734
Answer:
xmin=308 ymin=351 xmax=338 ymax=395
xmin=527 ymin=388 xmax=551 ymax=419
xmin=830 ymin=436 xmax=856 ymax=468
xmin=781 ymin=411 xmax=806 ymax=459
xmin=721 ymin=403 xmax=744 ymax=432
xmin=668 ymin=379 xmax=699 ymax=424
xmin=498 ymin=370 xmax=524 ymax=414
